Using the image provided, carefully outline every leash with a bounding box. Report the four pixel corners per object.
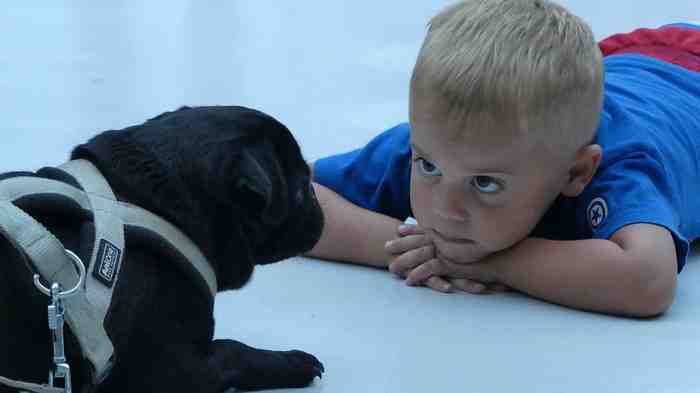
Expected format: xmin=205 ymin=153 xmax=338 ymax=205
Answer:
xmin=0 ymin=249 xmax=85 ymax=393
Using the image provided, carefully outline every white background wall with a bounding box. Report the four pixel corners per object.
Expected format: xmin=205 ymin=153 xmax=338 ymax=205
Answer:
xmin=2 ymin=1 xmax=697 ymax=171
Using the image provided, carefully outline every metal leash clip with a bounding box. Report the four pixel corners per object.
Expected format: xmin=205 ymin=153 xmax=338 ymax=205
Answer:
xmin=32 ymin=249 xmax=87 ymax=393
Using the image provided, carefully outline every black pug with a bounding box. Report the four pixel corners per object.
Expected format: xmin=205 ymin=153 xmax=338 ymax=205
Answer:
xmin=0 ymin=106 xmax=325 ymax=392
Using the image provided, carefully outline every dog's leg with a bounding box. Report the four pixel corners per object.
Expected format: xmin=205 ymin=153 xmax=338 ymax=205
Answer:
xmin=91 ymin=338 xmax=323 ymax=392
xmin=92 ymin=242 xmax=321 ymax=393
xmin=206 ymin=339 xmax=324 ymax=391
xmin=93 ymin=339 xmax=322 ymax=393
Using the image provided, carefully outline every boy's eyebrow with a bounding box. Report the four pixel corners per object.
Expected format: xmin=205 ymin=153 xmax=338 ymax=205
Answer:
xmin=410 ymin=142 xmax=514 ymax=176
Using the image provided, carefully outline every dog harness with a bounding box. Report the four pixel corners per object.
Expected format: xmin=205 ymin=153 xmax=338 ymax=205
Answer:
xmin=0 ymin=159 xmax=218 ymax=393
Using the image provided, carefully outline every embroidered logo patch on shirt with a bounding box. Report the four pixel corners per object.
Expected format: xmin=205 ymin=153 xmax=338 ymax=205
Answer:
xmin=587 ymin=197 xmax=608 ymax=229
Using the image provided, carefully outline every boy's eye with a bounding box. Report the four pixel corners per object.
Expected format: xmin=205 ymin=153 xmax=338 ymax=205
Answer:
xmin=417 ymin=158 xmax=442 ymax=177
xmin=472 ymin=176 xmax=502 ymax=193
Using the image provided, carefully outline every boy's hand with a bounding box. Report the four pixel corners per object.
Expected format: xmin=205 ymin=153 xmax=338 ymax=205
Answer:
xmin=385 ymin=223 xmax=453 ymax=293
xmin=405 ymin=252 xmax=511 ymax=294
xmin=386 ymin=223 xmax=504 ymax=294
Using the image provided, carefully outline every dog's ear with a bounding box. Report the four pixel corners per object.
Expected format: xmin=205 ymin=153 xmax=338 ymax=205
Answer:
xmin=231 ymin=147 xmax=288 ymax=226
xmin=235 ymin=149 xmax=272 ymax=212
xmin=188 ymin=146 xmax=276 ymax=290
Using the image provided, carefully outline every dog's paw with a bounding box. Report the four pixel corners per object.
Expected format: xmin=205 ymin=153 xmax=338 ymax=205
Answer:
xmin=279 ymin=349 xmax=325 ymax=382
xmin=240 ymin=348 xmax=324 ymax=390
xmin=210 ymin=340 xmax=324 ymax=391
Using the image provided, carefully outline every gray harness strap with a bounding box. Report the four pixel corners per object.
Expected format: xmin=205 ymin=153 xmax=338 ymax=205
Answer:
xmin=58 ymin=159 xmax=126 ymax=322
xmin=0 ymin=159 xmax=217 ymax=391
xmin=117 ymin=201 xmax=218 ymax=295
xmin=57 ymin=160 xmax=218 ymax=296
xmin=0 ymin=375 xmax=65 ymax=393
xmin=57 ymin=159 xmax=127 ymax=382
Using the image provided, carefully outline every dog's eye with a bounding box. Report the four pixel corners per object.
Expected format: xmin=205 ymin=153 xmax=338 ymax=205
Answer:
xmin=294 ymin=188 xmax=304 ymax=205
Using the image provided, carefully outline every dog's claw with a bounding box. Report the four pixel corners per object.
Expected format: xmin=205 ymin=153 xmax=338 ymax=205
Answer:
xmin=314 ymin=365 xmax=324 ymax=379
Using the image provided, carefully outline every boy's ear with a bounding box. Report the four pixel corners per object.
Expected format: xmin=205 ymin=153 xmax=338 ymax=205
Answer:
xmin=561 ymin=144 xmax=602 ymax=197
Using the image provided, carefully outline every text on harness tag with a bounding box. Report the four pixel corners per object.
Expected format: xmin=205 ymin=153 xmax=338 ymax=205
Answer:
xmin=93 ymin=239 xmax=121 ymax=287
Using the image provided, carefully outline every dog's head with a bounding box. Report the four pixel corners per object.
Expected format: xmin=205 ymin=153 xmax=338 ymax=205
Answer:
xmin=72 ymin=106 xmax=324 ymax=290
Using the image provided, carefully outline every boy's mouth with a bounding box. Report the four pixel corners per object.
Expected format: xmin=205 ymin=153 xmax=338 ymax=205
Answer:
xmin=432 ymin=228 xmax=474 ymax=244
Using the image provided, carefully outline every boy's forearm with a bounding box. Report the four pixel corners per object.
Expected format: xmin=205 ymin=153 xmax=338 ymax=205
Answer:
xmin=305 ymin=182 xmax=401 ymax=268
xmin=489 ymin=237 xmax=674 ymax=317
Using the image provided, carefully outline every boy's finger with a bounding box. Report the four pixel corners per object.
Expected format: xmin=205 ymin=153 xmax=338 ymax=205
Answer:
xmin=425 ymin=276 xmax=453 ymax=293
xmin=388 ymin=245 xmax=435 ymax=275
xmin=449 ymin=278 xmax=487 ymax=294
xmin=405 ymin=258 xmax=446 ymax=286
xmin=385 ymin=235 xmax=431 ymax=255
xmin=388 ymin=257 xmax=407 ymax=278
xmin=397 ymin=223 xmax=424 ymax=237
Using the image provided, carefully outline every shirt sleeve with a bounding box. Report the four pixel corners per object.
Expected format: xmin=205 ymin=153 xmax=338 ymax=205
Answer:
xmin=312 ymin=123 xmax=412 ymax=220
xmin=580 ymin=151 xmax=690 ymax=272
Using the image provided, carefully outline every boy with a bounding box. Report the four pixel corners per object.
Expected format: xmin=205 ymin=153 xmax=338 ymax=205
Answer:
xmin=307 ymin=0 xmax=700 ymax=317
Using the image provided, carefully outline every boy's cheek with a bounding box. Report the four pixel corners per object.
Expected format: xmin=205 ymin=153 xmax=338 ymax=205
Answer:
xmin=479 ymin=210 xmax=539 ymax=253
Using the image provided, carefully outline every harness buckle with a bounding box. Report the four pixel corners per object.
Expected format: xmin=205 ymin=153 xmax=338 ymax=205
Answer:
xmin=33 ymin=249 xmax=86 ymax=393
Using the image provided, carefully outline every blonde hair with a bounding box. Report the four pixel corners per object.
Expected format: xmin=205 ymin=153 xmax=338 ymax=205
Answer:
xmin=410 ymin=0 xmax=603 ymax=157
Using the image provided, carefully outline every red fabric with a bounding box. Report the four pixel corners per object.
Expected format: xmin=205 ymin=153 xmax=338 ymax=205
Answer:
xmin=598 ymin=27 xmax=700 ymax=72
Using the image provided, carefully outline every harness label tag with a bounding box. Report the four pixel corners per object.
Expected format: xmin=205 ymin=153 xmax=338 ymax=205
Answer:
xmin=93 ymin=239 xmax=121 ymax=288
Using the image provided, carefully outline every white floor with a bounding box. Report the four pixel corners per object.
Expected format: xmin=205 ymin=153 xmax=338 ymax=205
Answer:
xmin=1 ymin=2 xmax=699 ymax=392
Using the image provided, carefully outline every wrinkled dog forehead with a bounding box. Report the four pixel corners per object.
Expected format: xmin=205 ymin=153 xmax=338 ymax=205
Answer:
xmin=145 ymin=105 xmax=298 ymax=144
xmin=142 ymin=104 xmax=308 ymax=187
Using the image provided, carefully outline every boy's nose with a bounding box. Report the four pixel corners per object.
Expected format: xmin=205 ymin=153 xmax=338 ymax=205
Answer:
xmin=433 ymin=183 xmax=469 ymax=222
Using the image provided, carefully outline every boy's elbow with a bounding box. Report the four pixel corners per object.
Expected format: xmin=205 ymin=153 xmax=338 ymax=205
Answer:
xmin=629 ymin=282 xmax=675 ymax=317
xmin=625 ymin=258 xmax=677 ymax=317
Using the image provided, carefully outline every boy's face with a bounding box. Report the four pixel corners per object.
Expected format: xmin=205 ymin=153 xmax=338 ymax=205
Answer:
xmin=409 ymin=98 xmax=570 ymax=264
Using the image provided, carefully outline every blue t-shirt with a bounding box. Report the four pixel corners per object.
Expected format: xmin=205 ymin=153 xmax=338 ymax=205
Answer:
xmin=314 ymin=54 xmax=700 ymax=272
